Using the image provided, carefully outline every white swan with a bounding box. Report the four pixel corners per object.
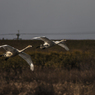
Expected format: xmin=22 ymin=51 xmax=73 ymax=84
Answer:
xmin=0 ymin=45 xmax=34 ymax=71
xmin=33 ymin=36 xmax=69 ymax=51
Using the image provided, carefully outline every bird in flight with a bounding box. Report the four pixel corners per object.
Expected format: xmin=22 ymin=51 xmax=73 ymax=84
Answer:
xmin=33 ymin=36 xmax=69 ymax=51
xmin=0 ymin=45 xmax=34 ymax=71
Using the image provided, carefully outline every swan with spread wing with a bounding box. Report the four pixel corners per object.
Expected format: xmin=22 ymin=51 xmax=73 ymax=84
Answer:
xmin=33 ymin=36 xmax=69 ymax=51
xmin=0 ymin=45 xmax=34 ymax=71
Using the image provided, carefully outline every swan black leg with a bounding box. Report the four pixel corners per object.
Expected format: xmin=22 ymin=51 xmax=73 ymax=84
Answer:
xmin=0 ymin=55 xmax=3 ymax=57
xmin=5 ymin=57 xmax=9 ymax=61
xmin=36 ymin=46 xmax=40 ymax=48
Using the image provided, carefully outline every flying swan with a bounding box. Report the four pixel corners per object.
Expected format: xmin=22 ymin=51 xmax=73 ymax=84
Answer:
xmin=33 ymin=36 xmax=69 ymax=51
xmin=0 ymin=45 xmax=34 ymax=71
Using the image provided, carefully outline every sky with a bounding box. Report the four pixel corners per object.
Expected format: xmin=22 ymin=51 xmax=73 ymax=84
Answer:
xmin=0 ymin=0 xmax=95 ymax=40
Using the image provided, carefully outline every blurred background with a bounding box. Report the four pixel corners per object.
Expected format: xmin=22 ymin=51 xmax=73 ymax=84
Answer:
xmin=0 ymin=0 xmax=95 ymax=40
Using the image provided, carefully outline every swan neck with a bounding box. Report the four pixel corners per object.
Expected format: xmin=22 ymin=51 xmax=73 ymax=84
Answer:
xmin=18 ymin=46 xmax=31 ymax=52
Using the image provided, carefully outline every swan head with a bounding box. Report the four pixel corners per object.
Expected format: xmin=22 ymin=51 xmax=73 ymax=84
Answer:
xmin=27 ymin=45 xmax=32 ymax=48
xmin=4 ymin=51 xmax=13 ymax=57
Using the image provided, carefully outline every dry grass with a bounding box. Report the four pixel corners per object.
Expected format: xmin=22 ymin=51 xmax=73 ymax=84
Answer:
xmin=0 ymin=67 xmax=95 ymax=95
xmin=0 ymin=40 xmax=95 ymax=95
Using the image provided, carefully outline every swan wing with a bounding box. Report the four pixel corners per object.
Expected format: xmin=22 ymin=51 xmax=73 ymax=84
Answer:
xmin=0 ymin=45 xmax=16 ymax=52
xmin=19 ymin=52 xmax=34 ymax=71
xmin=58 ymin=42 xmax=69 ymax=51
xmin=33 ymin=36 xmax=54 ymax=45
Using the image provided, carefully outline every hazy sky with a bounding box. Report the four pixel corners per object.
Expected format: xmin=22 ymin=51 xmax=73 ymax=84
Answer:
xmin=0 ymin=0 xmax=95 ymax=39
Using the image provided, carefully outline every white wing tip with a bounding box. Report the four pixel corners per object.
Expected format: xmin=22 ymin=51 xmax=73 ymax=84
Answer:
xmin=30 ymin=64 xmax=34 ymax=71
xmin=61 ymin=39 xmax=66 ymax=41
xmin=32 ymin=37 xmax=40 ymax=39
xmin=66 ymin=48 xmax=69 ymax=51
xmin=33 ymin=36 xmax=46 ymax=39
xmin=0 ymin=44 xmax=8 ymax=47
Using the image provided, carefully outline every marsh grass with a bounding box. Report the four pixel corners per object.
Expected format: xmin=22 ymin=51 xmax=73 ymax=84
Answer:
xmin=0 ymin=67 xmax=95 ymax=95
xmin=0 ymin=40 xmax=95 ymax=94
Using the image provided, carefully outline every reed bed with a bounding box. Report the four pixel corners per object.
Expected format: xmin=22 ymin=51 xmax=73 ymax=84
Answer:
xmin=0 ymin=40 xmax=95 ymax=95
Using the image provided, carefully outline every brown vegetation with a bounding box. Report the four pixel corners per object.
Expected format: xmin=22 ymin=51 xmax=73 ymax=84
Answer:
xmin=0 ymin=40 xmax=95 ymax=95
